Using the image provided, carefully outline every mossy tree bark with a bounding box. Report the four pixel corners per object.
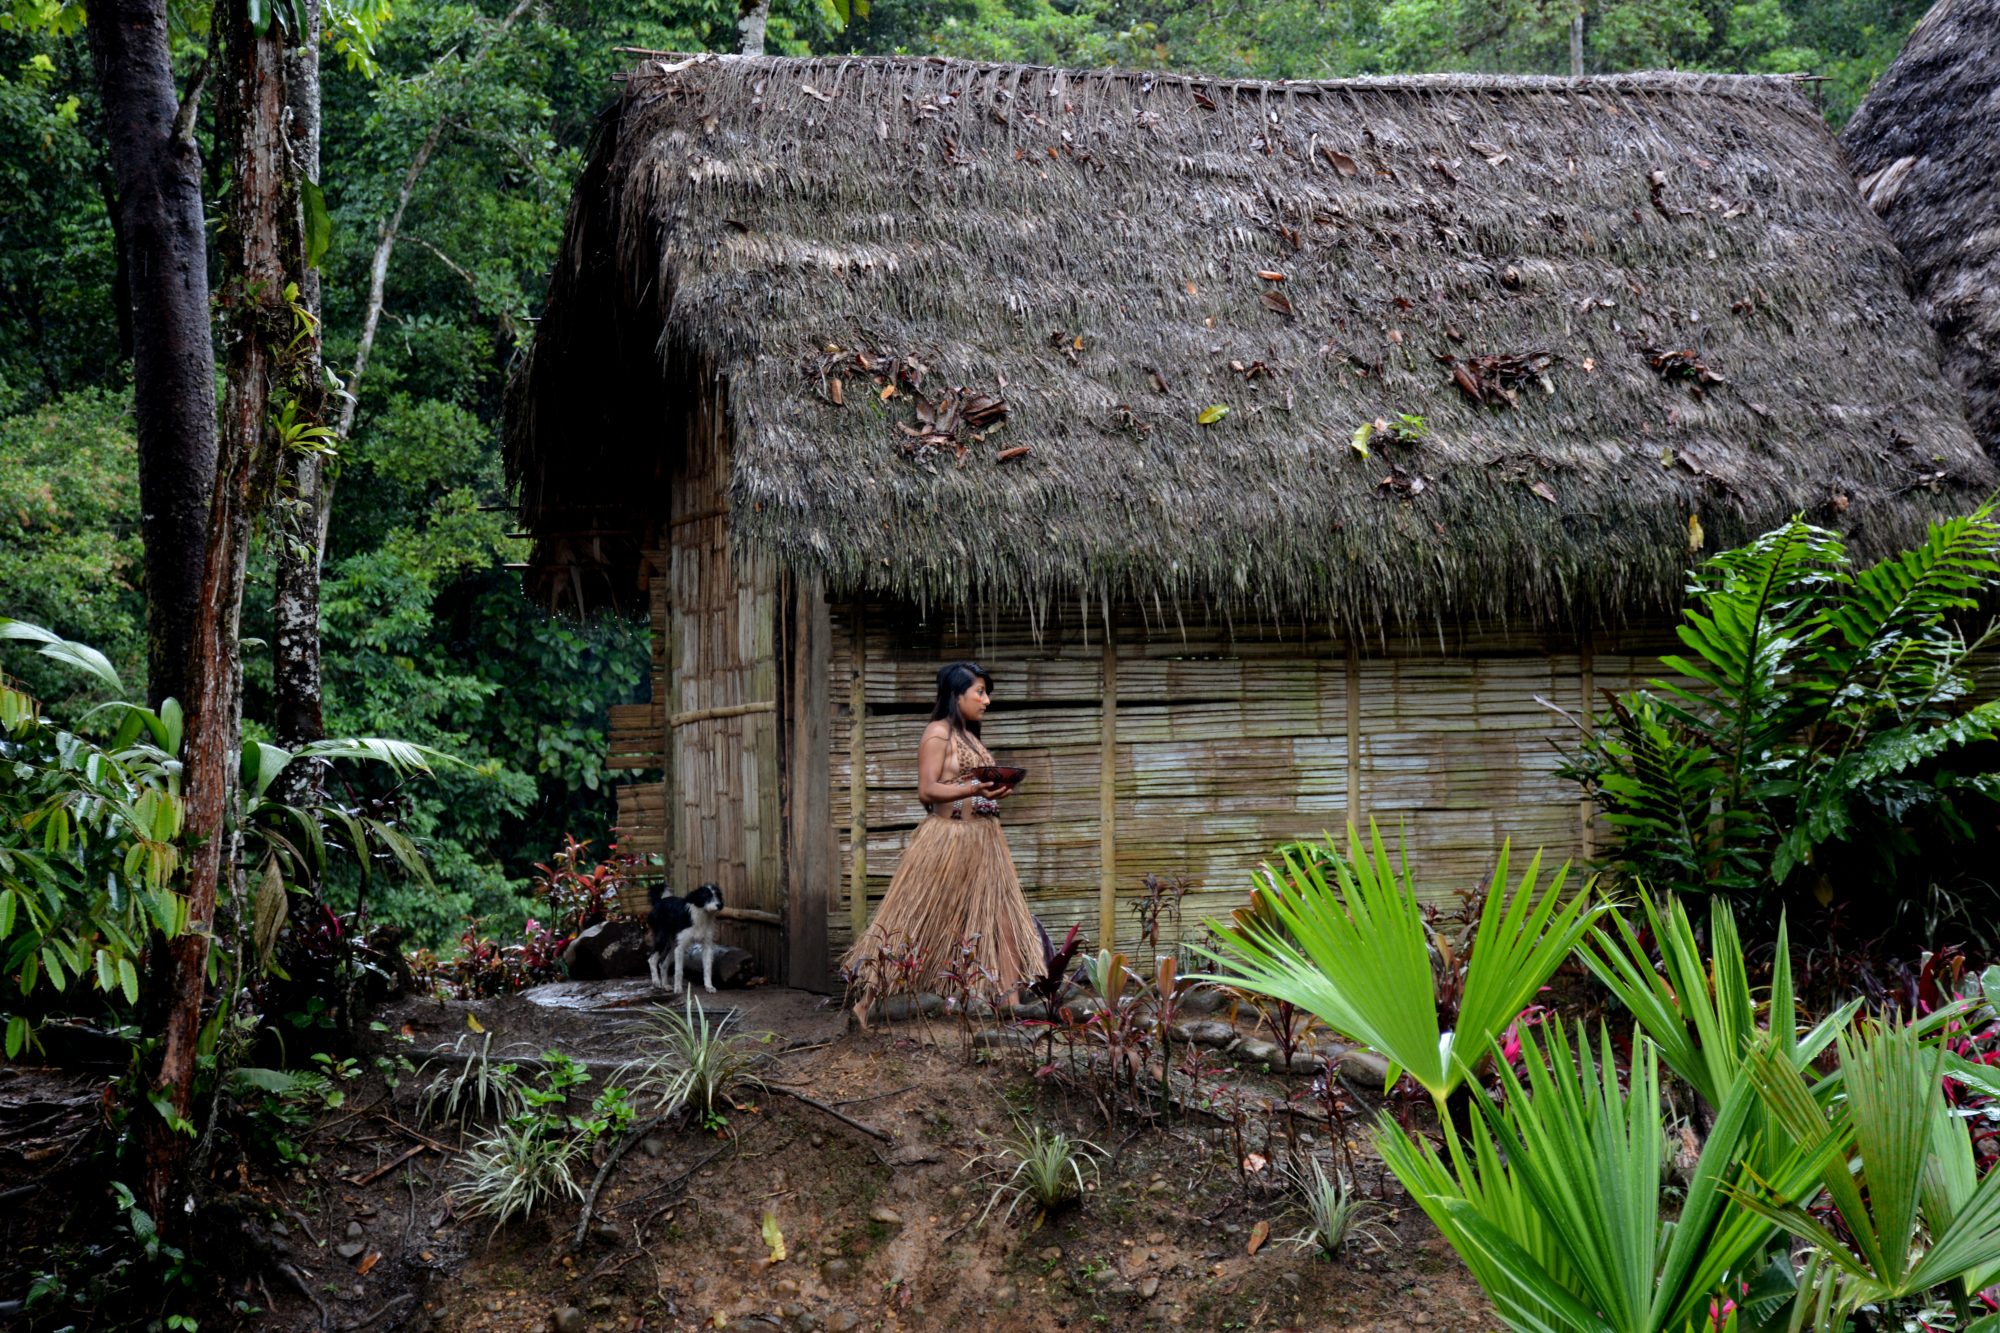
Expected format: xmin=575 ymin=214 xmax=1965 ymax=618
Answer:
xmin=82 ymin=0 xmax=217 ymax=711
xmin=146 ymin=0 xmax=321 ymax=1219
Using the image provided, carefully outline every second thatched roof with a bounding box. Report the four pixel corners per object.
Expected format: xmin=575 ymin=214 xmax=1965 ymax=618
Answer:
xmin=1843 ymin=0 xmax=2000 ymax=461
xmin=508 ymin=55 xmax=1992 ymax=625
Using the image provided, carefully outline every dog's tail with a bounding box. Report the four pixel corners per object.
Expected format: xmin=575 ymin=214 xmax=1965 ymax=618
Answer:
xmin=647 ymin=882 xmax=672 ymax=914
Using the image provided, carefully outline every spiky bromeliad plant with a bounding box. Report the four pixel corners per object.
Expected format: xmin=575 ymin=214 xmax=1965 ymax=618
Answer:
xmin=618 ymin=993 xmax=770 ymax=1126
xmin=1197 ymin=823 xmax=1600 ymax=1113
xmin=970 ymin=1120 xmax=1104 ymax=1229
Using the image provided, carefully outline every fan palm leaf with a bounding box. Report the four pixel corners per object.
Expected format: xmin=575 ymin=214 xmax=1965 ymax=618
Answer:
xmin=1197 ymin=823 xmax=1598 ymax=1107
xmin=1380 ymin=1023 xmax=1829 ymax=1333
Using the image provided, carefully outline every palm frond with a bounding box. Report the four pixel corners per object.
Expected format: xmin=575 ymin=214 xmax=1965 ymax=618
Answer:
xmin=1381 ymin=1023 xmax=1825 ymax=1333
xmin=1198 ymin=824 xmax=1594 ymax=1107
xmin=0 ymin=619 xmax=125 ymax=693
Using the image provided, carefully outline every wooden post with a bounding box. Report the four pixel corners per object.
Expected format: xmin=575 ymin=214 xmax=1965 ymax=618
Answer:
xmin=783 ymin=575 xmax=833 ymax=990
xmin=1579 ymin=627 xmax=1597 ymax=860
xmin=1098 ymin=633 xmax=1119 ymax=949
xmin=1569 ymin=10 xmax=1584 ymax=76
xmin=847 ymin=603 xmax=869 ymax=938
xmin=1345 ymin=639 xmax=1363 ymax=836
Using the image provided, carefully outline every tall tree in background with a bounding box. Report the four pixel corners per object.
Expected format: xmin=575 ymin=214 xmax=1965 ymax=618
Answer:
xmin=272 ymin=0 xmax=329 ymax=803
xmin=81 ymin=0 xmax=217 ymax=710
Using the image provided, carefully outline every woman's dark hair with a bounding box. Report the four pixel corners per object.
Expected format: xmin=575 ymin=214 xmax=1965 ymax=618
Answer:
xmin=930 ymin=660 xmax=993 ymax=737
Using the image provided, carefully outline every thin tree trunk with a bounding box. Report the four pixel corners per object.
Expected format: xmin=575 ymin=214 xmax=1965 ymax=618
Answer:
xmin=1569 ymin=11 xmax=1584 ymax=76
xmin=272 ymin=0 xmax=326 ymax=801
xmin=323 ymin=0 xmax=536 ymax=559
xmin=737 ymin=0 xmax=769 ymax=56
xmin=147 ymin=0 xmax=297 ymax=1220
xmin=83 ymin=0 xmax=217 ymax=711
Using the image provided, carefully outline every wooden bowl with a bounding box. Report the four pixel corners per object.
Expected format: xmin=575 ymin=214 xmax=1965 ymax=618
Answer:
xmin=967 ymin=764 xmax=1028 ymax=787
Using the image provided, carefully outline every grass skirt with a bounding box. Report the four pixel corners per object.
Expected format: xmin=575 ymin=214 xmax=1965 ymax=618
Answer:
xmin=842 ymin=812 xmax=1042 ymax=1004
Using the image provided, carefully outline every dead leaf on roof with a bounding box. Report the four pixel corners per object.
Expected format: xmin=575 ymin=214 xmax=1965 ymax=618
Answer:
xmin=1319 ymin=145 xmax=1359 ymax=177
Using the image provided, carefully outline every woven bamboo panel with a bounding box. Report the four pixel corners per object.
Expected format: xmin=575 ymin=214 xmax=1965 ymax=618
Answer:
xmin=822 ymin=605 xmax=1617 ymax=963
xmin=661 ymin=389 xmax=784 ymax=978
xmin=612 ymin=782 xmax=668 ymax=915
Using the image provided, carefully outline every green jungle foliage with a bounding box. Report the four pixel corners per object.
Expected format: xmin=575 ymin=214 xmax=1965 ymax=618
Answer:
xmin=1559 ymin=507 xmax=2000 ymax=942
xmin=1208 ymin=830 xmax=2000 ymax=1333
xmin=0 ymin=0 xmax=1935 ymax=947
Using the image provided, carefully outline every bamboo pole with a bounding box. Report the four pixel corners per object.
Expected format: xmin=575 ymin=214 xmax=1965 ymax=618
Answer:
xmin=847 ymin=604 xmax=869 ymax=937
xmin=1345 ymin=639 xmax=1363 ymax=835
xmin=669 ymin=700 xmax=774 ymax=729
xmin=1579 ymin=628 xmax=1596 ymax=860
xmin=1098 ymin=633 xmax=1119 ymax=949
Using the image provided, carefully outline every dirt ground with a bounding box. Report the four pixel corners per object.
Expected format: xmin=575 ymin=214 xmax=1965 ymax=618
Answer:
xmin=8 ymin=980 xmax=1499 ymax=1332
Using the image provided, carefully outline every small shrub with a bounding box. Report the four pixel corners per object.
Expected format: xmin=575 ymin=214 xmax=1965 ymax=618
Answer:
xmin=452 ymin=1121 xmax=586 ymax=1234
xmin=1282 ymin=1158 xmax=1388 ymax=1258
xmin=970 ymin=1121 xmax=1104 ymax=1227
xmin=618 ymin=994 xmax=769 ymax=1125
xmin=415 ymin=1030 xmax=527 ymax=1129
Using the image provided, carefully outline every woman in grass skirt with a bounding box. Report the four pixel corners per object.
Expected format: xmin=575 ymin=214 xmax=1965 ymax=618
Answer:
xmin=845 ymin=661 xmax=1041 ymax=1029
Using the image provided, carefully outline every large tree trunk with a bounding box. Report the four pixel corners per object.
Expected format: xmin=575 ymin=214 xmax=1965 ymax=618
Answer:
xmin=272 ymin=0 xmax=327 ymax=803
xmin=83 ymin=0 xmax=217 ymax=711
xmin=146 ymin=0 xmax=300 ymax=1219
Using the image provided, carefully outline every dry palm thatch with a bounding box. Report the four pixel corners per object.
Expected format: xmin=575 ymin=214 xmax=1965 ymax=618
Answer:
xmin=506 ymin=55 xmax=1992 ymax=626
xmin=1844 ymin=0 xmax=2000 ymax=460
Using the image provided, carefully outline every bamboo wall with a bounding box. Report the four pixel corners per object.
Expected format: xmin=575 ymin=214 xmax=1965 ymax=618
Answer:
xmin=824 ymin=605 xmax=1672 ymax=966
xmin=607 ymin=386 xmax=785 ymax=980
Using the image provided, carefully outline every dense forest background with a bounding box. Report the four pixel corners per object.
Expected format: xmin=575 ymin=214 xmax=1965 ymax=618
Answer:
xmin=0 ymin=0 xmax=1931 ymax=945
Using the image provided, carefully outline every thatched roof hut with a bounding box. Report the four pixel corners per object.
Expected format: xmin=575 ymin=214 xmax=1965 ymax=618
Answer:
xmin=507 ymin=55 xmax=1991 ymax=989
xmin=1843 ymin=0 xmax=2000 ymax=456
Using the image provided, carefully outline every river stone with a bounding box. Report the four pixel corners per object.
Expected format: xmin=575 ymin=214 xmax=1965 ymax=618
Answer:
xmin=1177 ymin=1020 xmax=1236 ymax=1047
xmin=562 ymin=919 xmax=650 ymax=980
xmin=1337 ymin=1048 xmax=1393 ymax=1087
xmin=1176 ymin=988 xmax=1230 ymax=1016
xmin=553 ymin=1308 xmax=586 ymax=1333
xmin=1236 ymin=1038 xmax=1281 ymax=1065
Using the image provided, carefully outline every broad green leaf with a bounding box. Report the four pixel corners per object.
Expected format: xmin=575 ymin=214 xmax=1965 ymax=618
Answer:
xmin=301 ymin=178 xmax=331 ymax=269
xmin=0 ymin=619 xmax=124 ymax=692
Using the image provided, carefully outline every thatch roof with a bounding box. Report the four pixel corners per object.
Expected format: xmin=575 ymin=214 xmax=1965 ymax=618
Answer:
xmin=1843 ymin=0 xmax=2000 ymax=460
xmin=507 ymin=55 xmax=1993 ymax=626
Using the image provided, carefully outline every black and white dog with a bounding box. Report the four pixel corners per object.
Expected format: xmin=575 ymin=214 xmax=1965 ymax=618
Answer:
xmin=646 ymin=882 xmax=724 ymax=995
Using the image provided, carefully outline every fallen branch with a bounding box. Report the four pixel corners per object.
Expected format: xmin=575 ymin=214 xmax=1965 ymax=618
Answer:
xmin=572 ymin=1112 xmax=674 ymax=1252
xmin=278 ymin=1261 xmax=330 ymax=1331
xmin=765 ymin=1084 xmax=892 ymax=1142
xmin=336 ymin=1292 xmax=415 ymax=1332
xmin=603 ymin=1140 xmax=736 ymax=1218
xmin=346 ymin=1142 xmax=427 ymax=1187
xmin=376 ymin=1114 xmax=456 ymax=1155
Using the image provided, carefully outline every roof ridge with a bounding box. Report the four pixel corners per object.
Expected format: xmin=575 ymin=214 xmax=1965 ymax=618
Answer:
xmin=615 ymin=50 xmax=1815 ymax=107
